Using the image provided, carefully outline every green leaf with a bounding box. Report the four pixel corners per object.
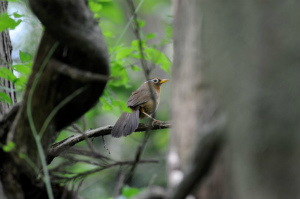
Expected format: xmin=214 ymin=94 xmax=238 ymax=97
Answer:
xmin=144 ymin=48 xmax=171 ymax=74
xmin=2 ymin=141 xmax=15 ymax=152
xmin=112 ymin=100 xmax=131 ymax=113
xmin=13 ymin=62 xmax=32 ymax=76
xmin=88 ymin=1 xmax=103 ymax=13
xmin=14 ymin=75 xmax=28 ymax=90
xmin=0 ymin=67 xmax=17 ymax=82
xmin=131 ymin=65 xmax=141 ymax=71
xmin=19 ymin=153 xmax=26 ymax=159
xmin=100 ymin=89 xmax=114 ymax=111
xmin=165 ymin=24 xmax=172 ymax=39
xmin=100 ymin=96 xmax=113 ymax=111
xmin=131 ymin=40 xmax=146 ymax=49
xmin=12 ymin=12 xmax=24 ymax=18
xmin=19 ymin=50 xmax=33 ymax=63
xmin=0 ymin=13 xmax=22 ymax=32
xmin=0 ymin=92 xmax=12 ymax=105
xmin=103 ymin=31 xmax=114 ymax=38
xmin=116 ymin=47 xmax=133 ymax=60
xmin=108 ymin=61 xmax=130 ymax=88
xmin=137 ymin=18 xmax=145 ymax=28
xmin=121 ymin=186 xmax=141 ymax=198
xmin=146 ymin=33 xmax=156 ymax=40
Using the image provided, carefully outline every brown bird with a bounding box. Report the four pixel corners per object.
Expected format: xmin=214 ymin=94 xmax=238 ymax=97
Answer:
xmin=111 ymin=77 xmax=169 ymax=137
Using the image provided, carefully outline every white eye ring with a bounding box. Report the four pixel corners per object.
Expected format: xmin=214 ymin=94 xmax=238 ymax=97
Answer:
xmin=152 ymin=79 xmax=159 ymax=83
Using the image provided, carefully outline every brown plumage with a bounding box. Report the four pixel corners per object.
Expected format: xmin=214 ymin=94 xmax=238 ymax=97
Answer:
xmin=111 ymin=77 xmax=169 ymax=137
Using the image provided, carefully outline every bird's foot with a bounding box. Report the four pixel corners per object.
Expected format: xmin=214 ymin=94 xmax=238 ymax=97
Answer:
xmin=152 ymin=119 xmax=161 ymax=127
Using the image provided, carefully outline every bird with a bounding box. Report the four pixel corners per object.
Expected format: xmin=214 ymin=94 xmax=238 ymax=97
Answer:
xmin=111 ymin=77 xmax=169 ymax=137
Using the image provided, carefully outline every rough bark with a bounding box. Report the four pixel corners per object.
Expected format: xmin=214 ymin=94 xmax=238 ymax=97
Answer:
xmin=0 ymin=2 xmax=15 ymax=199
xmin=0 ymin=0 xmax=110 ymax=198
xmin=0 ymin=1 xmax=16 ymax=115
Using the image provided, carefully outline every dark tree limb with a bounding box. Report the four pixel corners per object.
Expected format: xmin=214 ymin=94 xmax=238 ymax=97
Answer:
xmin=47 ymin=121 xmax=171 ymax=164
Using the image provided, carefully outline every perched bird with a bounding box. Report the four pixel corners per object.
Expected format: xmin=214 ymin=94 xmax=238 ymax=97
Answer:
xmin=111 ymin=77 xmax=169 ymax=137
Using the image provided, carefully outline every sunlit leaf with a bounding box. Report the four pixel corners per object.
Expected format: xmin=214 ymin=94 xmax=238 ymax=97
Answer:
xmin=131 ymin=65 xmax=141 ymax=71
xmin=19 ymin=50 xmax=33 ymax=63
xmin=108 ymin=61 xmax=130 ymax=88
xmin=14 ymin=75 xmax=28 ymax=90
xmin=121 ymin=186 xmax=141 ymax=198
xmin=12 ymin=12 xmax=24 ymax=18
xmin=0 ymin=13 xmax=21 ymax=32
xmin=144 ymin=47 xmax=171 ymax=74
xmin=100 ymin=89 xmax=114 ymax=111
xmin=116 ymin=47 xmax=133 ymax=60
xmin=88 ymin=1 xmax=103 ymax=13
xmin=13 ymin=62 xmax=32 ymax=76
xmin=0 ymin=92 xmax=12 ymax=105
xmin=137 ymin=18 xmax=145 ymax=28
xmin=146 ymin=33 xmax=156 ymax=40
xmin=2 ymin=141 xmax=15 ymax=152
xmin=103 ymin=31 xmax=114 ymax=38
xmin=112 ymin=100 xmax=131 ymax=113
xmin=0 ymin=67 xmax=17 ymax=82
xmin=131 ymin=39 xmax=146 ymax=49
xmin=165 ymin=24 xmax=172 ymax=39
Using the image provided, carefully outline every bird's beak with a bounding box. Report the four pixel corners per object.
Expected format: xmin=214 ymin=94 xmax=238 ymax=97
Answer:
xmin=160 ymin=79 xmax=169 ymax=84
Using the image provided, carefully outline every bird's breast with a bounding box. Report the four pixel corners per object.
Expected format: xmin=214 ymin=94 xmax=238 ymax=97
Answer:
xmin=139 ymin=97 xmax=160 ymax=118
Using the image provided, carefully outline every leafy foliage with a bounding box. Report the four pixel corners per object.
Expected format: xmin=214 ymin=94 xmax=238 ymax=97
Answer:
xmin=121 ymin=186 xmax=142 ymax=198
xmin=0 ymin=12 xmax=21 ymax=32
xmin=2 ymin=141 xmax=16 ymax=152
xmin=0 ymin=91 xmax=12 ymax=105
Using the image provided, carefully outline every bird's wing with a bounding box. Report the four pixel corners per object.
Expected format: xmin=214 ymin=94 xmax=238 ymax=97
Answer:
xmin=127 ymin=89 xmax=153 ymax=108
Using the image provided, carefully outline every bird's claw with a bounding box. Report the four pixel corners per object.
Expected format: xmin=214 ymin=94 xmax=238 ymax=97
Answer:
xmin=152 ymin=119 xmax=160 ymax=127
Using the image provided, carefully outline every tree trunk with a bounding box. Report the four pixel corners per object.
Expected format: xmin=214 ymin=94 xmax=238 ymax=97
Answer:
xmin=0 ymin=0 xmax=110 ymax=198
xmin=203 ymin=1 xmax=300 ymax=198
xmin=169 ymin=0 xmax=225 ymax=198
xmin=170 ymin=0 xmax=300 ymax=198
xmin=0 ymin=1 xmax=16 ymax=115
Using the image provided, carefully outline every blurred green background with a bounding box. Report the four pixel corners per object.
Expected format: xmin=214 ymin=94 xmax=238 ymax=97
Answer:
xmin=6 ymin=0 xmax=172 ymax=198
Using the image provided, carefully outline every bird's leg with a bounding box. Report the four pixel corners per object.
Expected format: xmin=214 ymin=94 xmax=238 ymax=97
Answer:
xmin=141 ymin=110 xmax=161 ymax=126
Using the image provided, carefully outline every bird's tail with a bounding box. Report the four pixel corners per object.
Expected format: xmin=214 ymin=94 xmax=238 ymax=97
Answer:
xmin=111 ymin=110 xmax=139 ymax=137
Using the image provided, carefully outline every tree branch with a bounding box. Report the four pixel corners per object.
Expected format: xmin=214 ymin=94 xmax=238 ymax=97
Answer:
xmin=50 ymin=59 xmax=111 ymax=83
xmin=47 ymin=121 xmax=171 ymax=164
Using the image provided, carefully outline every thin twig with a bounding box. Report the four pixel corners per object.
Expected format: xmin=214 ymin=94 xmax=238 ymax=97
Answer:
xmin=124 ymin=0 xmax=158 ymax=185
xmin=51 ymin=159 xmax=158 ymax=183
xmin=71 ymin=123 xmax=97 ymax=155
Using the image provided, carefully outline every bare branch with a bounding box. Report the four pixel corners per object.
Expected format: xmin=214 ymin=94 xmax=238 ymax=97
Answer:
xmin=47 ymin=121 xmax=171 ymax=164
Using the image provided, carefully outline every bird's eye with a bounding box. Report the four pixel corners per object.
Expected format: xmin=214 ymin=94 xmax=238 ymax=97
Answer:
xmin=152 ymin=79 xmax=159 ymax=83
